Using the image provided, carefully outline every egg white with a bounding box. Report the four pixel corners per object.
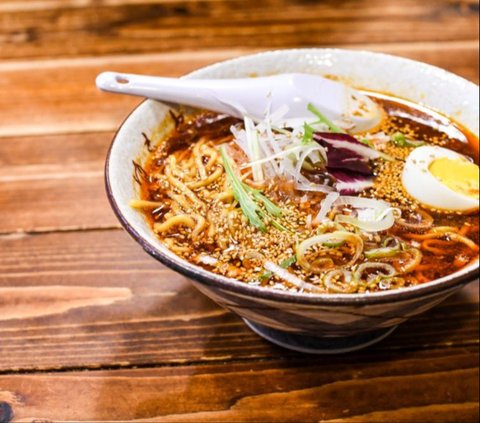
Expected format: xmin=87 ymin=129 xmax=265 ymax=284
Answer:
xmin=402 ymin=146 xmax=478 ymax=212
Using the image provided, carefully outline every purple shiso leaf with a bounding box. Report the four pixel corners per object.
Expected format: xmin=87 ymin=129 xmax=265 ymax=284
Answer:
xmin=328 ymin=170 xmax=374 ymax=195
xmin=313 ymin=132 xmax=366 ymax=146
xmin=313 ymin=132 xmax=373 ymax=174
xmin=310 ymin=132 xmax=381 ymax=194
xmin=323 ymin=146 xmax=372 ymax=174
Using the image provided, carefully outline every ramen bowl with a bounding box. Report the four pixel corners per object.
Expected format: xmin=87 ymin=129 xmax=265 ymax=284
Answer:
xmin=105 ymin=49 xmax=479 ymax=353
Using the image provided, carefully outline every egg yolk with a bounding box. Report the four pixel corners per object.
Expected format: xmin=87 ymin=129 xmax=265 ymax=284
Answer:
xmin=429 ymin=158 xmax=479 ymax=199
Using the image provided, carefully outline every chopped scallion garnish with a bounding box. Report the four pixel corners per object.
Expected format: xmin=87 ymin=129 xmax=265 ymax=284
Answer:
xmin=391 ymin=132 xmax=426 ymax=148
xmin=359 ymin=138 xmax=374 ymax=148
xmin=302 ymin=122 xmax=315 ymax=144
xmin=307 ymin=103 xmax=345 ymax=133
xmin=322 ymin=240 xmax=345 ymax=248
xmin=391 ymin=132 xmax=407 ymax=147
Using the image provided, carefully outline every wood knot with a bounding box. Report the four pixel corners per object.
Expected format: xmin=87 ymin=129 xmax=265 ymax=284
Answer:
xmin=0 ymin=402 xmax=13 ymax=423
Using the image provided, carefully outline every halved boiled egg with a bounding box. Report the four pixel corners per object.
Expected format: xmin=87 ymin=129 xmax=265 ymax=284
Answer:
xmin=402 ymin=146 xmax=479 ymax=212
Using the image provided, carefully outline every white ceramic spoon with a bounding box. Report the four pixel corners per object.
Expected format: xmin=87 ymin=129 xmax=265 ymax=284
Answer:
xmin=96 ymin=71 xmax=383 ymax=133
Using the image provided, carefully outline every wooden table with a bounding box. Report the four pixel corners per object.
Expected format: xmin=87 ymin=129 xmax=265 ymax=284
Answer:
xmin=0 ymin=1 xmax=478 ymax=421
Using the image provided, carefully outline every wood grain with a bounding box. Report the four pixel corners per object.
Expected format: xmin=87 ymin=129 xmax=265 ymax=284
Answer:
xmin=0 ymin=0 xmax=477 ymax=60
xmin=0 ymin=49 xmax=248 ymax=138
xmin=0 ymin=0 xmax=478 ymax=421
xmin=0 ymin=228 xmax=478 ymax=371
xmin=0 ymin=348 xmax=478 ymax=421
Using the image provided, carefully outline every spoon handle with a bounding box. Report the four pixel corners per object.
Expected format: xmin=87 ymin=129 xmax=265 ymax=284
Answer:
xmin=96 ymin=71 xmax=266 ymax=117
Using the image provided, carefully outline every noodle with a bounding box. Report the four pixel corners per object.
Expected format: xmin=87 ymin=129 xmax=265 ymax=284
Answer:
xmin=130 ymin=199 xmax=164 ymax=209
xmin=204 ymin=147 xmax=220 ymax=170
xmin=187 ymin=166 xmax=223 ymax=189
xmin=214 ymin=190 xmax=234 ymax=202
xmin=154 ymin=215 xmax=196 ymax=233
xmin=165 ymin=156 xmax=205 ymax=209
xmin=407 ymin=231 xmax=479 ymax=252
xmin=193 ymin=138 xmax=207 ymax=178
xmin=191 ymin=214 xmax=207 ymax=239
xmin=167 ymin=191 xmax=192 ymax=210
xmin=421 ymin=239 xmax=451 ymax=255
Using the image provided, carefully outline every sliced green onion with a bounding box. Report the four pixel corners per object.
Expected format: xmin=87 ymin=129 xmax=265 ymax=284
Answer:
xmin=296 ymin=231 xmax=363 ymax=273
xmin=382 ymin=236 xmax=401 ymax=248
xmin=302 ymin=122 xmax=315 ymax=144
xmin=399 ymin=248 xmax=422 ymax=273
xmin=334 ymin=196 xmax=398 ymax=232
xmin=280 ymin=256 xmax=298 ymax=268
xmin=391 ymin=132 xmax=407 ymax=146
xmin=364 ymin=245 xmax=400 ymax=259
xmin=353 ymin=262 xmax=396 ymax=283
xmin=378 ymin=277 xmax=405 ymax=290
xmin=359 ymin=138 xmax=375 ymax=148
xmin=323 ymin=269 xmax=357 ymax=293
xmin=307 ymin=103 xmax=345 ymax=133
xmin=391 ymin=132 xmax=426 ymax=148
xmin=323 ymin=240 xmax=345 ymax=248
xmin=316 ymin=221 xmax=346 ymax=234
xmin=335 ymin=214 xmax=395 ymax=233
xmin=373 ymin=247 xmax=423 ymax=273
xmin=396 ymin=209 xmax=434 ymax=232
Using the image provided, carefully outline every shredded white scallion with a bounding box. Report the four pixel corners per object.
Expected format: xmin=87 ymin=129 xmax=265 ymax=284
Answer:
xmin=264 ymin=260 xmax=321 ymax=293
xmin=244 ymin=116 xmax=264 ymax=182
xmin=314 ymin=192 xmax=340 ymax=223
xmin=333 ymin=196 xmax=399 ymax=232
xmin=230 ymin=105 xmax=330 ymax=190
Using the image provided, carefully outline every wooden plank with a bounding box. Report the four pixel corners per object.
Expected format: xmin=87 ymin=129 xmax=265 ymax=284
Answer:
xmin=0 ymin=131 xmax=108 ymax=168
xmin=0 ymin=50 xmax=247 ymax=138
xmin=0 ymin=131 xmax=121 ymax=233
xmin=0 ymin=0 xmax=477 ymax=60
xmin=0 ymin=348 xmax=478 ymax=421
xmin=0 ymin=42 xmax=477 ymax=139
xmin=0 ymin=176 xmax=117 ymax=233
xmin=0 ymin=229 xmax=478 ymax=371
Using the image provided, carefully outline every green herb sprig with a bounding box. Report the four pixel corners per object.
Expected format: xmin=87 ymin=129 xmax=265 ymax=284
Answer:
xmin=302 ymin=121 xmax=315 ymax=144
xmin=302 ymin=103 xmax=345 ymax=144
xmin=220 ymin=146 xmax=286 ymax=232
xmin=307 ymin=103 xmax=346 ymax=134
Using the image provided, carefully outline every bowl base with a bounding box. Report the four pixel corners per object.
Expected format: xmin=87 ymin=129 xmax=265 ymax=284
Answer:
xmin=243 ymin=319 xmax=397 ymax=354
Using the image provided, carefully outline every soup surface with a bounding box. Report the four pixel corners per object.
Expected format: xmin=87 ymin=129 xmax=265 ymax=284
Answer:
xmin=132 ymin=93 xmax=479 ymax=294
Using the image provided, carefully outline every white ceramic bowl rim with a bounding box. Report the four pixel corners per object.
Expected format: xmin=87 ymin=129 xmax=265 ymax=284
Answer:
xmin=105 ymin=48 xmax=479 ymax=305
